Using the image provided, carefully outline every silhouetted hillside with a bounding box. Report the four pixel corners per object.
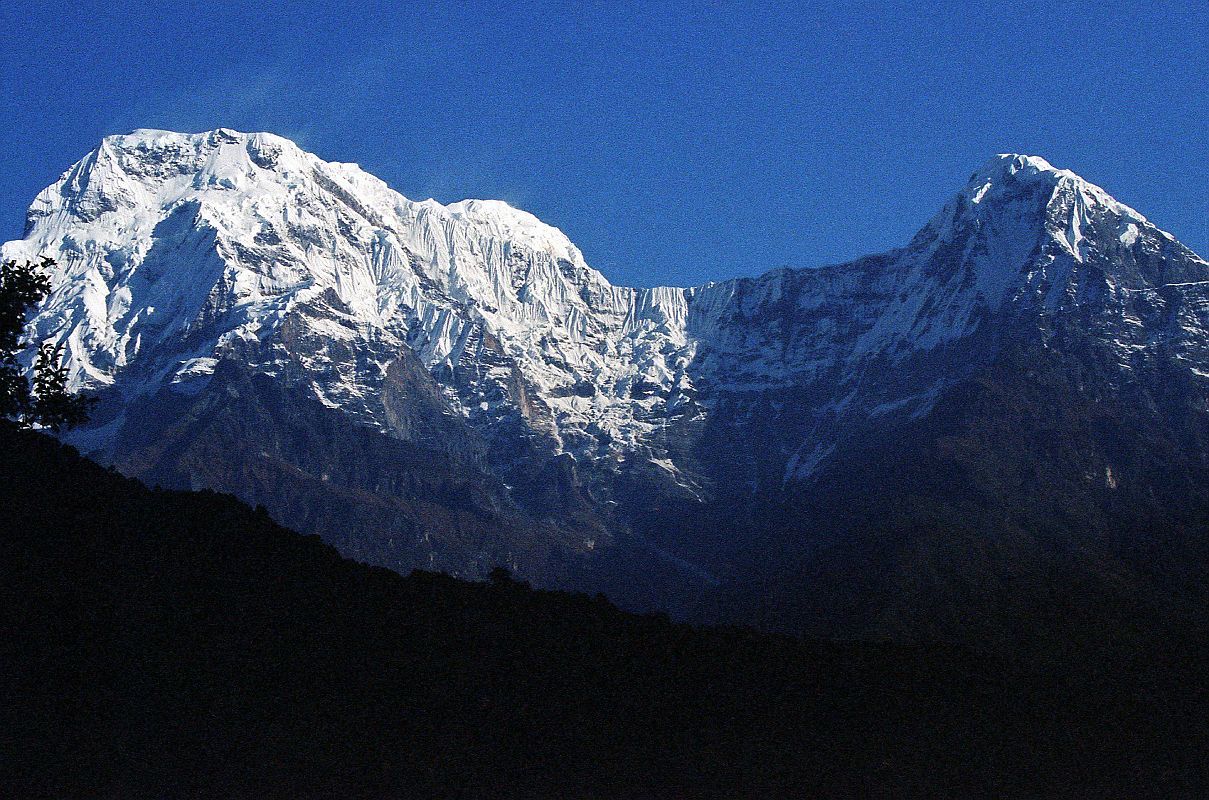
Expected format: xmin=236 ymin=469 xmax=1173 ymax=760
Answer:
xmin=2 ymin=424 xmax=1207 ymax=798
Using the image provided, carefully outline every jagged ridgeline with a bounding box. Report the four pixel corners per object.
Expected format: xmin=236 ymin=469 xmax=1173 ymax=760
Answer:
xmin=6 ymin=128 xmax=1209 ymax=638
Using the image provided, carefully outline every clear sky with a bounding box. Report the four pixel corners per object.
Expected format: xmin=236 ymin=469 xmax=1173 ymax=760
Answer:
xmin=2 ymin=0 xmax=1206 ymax=287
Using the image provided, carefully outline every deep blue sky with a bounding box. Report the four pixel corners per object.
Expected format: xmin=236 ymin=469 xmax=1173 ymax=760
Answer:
xmin=2 ymin=1 xmax=1206 ymax=287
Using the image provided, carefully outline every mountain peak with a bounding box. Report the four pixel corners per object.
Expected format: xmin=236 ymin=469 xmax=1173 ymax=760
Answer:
xmin=960 ymin=153 xmax=1078 ymax=200
xmin=983 ymin=152 xmax=1060 ymax=176
xmin=920 ymin=152 xmax=1159 ymax=240
xmin=105 ymin=127 xmax=255 ymax=149
xmin=959 ymin=153 xmax=1149 ymax=224
xmin=95 ymin=128 xmax=313 ymax=170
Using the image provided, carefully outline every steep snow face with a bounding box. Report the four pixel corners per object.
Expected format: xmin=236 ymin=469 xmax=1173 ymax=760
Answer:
xmin=6 ymin=128 xmax=610 ymax=383
xmin=1 ymin=129 xmax=697 ymax=461
xmin=5 ymin=131 xmax=1207 ymax=491
xmin=687 ymin=153 xmax=1194 ymax=383
xmin=689 ymin=153 xmax=1209 ymax=482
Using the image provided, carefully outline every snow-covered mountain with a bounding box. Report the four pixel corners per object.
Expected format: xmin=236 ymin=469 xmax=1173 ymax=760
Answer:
xmin=7 ymin=129 xmax=1209 ymax=627
xmin=6 ymin=129 xmax=678 ymax=453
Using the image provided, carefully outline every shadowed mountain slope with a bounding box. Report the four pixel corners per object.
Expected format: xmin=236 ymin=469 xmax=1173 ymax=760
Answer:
xmin=7 ymin=132 xmax=1209 ymax=637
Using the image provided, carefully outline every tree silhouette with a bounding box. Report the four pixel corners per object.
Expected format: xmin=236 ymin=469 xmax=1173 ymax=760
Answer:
xmin=0 ymin=257 xmax=95 ymax=430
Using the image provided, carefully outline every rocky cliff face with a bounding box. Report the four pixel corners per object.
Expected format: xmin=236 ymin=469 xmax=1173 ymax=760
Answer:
xmin=7 ymin=130 xmax=1209 ymax=627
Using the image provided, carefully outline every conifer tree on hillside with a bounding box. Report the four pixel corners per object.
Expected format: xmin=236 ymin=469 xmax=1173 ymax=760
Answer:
xmin=0 ymin=257 xmax=94 ymax=430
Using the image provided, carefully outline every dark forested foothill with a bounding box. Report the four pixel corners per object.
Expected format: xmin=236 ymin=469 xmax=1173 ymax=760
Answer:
xmin=2 ymin=424 xmax=1208 ymax=798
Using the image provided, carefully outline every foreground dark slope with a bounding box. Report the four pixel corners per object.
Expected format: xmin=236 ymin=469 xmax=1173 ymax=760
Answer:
xmin=3 ymin=426 xmax=1209 ymax=798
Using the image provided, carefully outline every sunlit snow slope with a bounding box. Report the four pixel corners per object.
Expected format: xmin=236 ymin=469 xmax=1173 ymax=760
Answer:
xmin=6 ymin=129 xmax=1209 ymax=598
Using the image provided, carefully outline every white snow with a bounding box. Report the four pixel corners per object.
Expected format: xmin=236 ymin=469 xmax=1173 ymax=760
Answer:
xmin=5 ymin=132 xmax=1207 ymax=487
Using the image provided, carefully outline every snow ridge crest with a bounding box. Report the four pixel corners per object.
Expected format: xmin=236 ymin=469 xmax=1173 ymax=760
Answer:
xmin=4 ymin=129 xmax=1203 ymax=483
